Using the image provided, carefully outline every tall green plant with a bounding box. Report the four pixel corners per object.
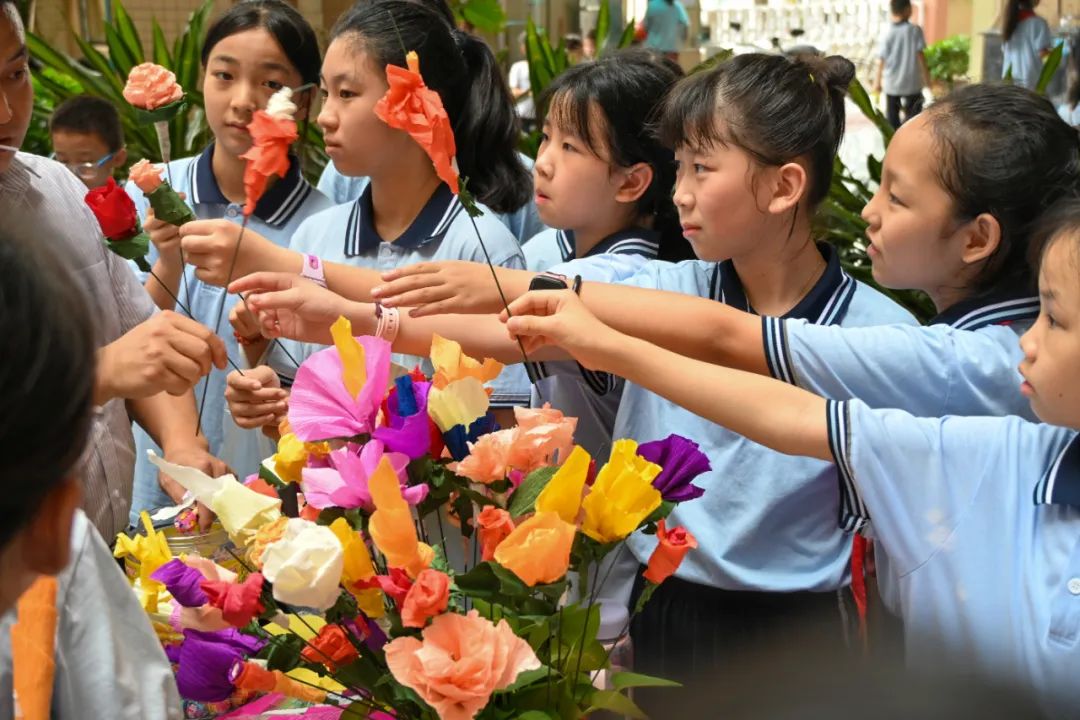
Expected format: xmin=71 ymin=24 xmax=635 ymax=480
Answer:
xmin=924 ymin=34 xmax=970 ymax=90
xmin=25 ymin=0 xmax=327 ymax=182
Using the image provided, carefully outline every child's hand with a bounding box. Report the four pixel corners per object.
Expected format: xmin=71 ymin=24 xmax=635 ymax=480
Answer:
xmin=225 ymin=365 xmax=288 ymax=429
xmin=502 ymin=289 xmax=622 ymax=372
xmin=373 ymin=261 xmax=509 ymax=317
xmin=144 ymin=206 xmax=183 ymax=261
xmin=229 ymin=300 xmax=263 ymax=345
xmin=230 ymin=272 xmax=371 ymax=344
xmin=180 ymin=219 xmax=284 ymax=287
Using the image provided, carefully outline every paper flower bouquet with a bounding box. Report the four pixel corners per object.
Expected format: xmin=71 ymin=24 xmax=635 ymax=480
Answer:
xmin=120 ymin=317 xmax=708 ymax=720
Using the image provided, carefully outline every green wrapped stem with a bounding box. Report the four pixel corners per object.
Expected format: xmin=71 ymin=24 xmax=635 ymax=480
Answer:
xmin=132 ymin=99 xmax=186 ymax=127
xmin=147 ymin=183 xmax=196 ymax=226
xmin=104 ymin=231 xmax=151 ymax=271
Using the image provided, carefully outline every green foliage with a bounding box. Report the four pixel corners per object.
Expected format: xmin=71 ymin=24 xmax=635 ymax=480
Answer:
xmin=24 ymin=0 xmax=327 ymax=183
xmin=450 ymin=0 xmax=506 ymax=34
xmin=1036 ymin=42 xmax=1064 ymax=95
xmin=924 ymin=34 xmax=970 ymax=88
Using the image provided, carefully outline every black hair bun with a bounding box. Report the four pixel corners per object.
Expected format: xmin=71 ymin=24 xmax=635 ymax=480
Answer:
xmin=821 ymin=55 xmax=856 ymax=90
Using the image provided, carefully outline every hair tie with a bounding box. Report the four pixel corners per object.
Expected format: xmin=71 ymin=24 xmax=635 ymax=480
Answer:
xmin=809 ymin=72 xmax=815 ymax=83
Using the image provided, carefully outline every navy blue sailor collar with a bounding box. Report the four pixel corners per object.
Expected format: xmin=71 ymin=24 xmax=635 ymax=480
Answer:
xmin=344 ymin=182 xmax=464 ymax=257
xmin=1034 ymin=434 xmax=1080 ymax=507
xmin=190 ymin=144 xmax=313 ymax=227
xmin=554 ymin=227 xmax=661 ymax=262
xmin=929 ymin=282 xmax=1040 ymax=331
xmin=708 ymin=241 xmax=856 ymax=324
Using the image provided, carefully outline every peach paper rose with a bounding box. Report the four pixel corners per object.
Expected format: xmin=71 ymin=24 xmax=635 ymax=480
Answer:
xmin=128 ymin=159 xmax=163 ymax=194
xmin=384 ymin=609 xmax=541 ymax=720
xmin=476 ymin=506 xmax=514 ymax=561
xmin=123 ymin=63 xmax=184 ymax=110
xmin=401 ymin=569 xmax=450 ymax=628
xmin=492 ymin=511 xmax=575 ymax=586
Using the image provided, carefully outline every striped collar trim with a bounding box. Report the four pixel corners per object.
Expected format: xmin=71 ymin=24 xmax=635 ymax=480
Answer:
xmin=709 ymin=242 xmax=856 ymax=325
xmin=931 ymin=290 xmax=1040 ymax=331
xmin=555 ymin=228 xmax=662 ymax=262
xmin=344 ymin=182 xmax=461 ymax=257
xmin=1034 ymin=433 xmax=1080 ymax=507
xmin=191 ymin=144 xmax=313 ymax=227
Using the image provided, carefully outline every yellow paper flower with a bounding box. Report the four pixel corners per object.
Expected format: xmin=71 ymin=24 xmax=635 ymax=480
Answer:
xmin=430 ymin=334 xmax=503 ymax=389
xmin=331 ymin=316 xmax=367 ymax=399
xmin=368 ymin=456 xmax=434 ymax=577
xmin=427 ymin=377 xmax=490 ymax=433
xmin=247 ymin=515 xmax=289 ymax=568
xmin=113 ymin=511 xmax=173 ymax=612
xmin=273 ymin=433 xmax=307 ymax=484
xmin=493 ymin=511 xmax=576 ymax=586
xmin=535 ymin=445 xmax=591 ymax=524
xmin=580 ymin=440 xmax=662 ymax=544
xmin=329 ymin=518 xmax=385 ymax=618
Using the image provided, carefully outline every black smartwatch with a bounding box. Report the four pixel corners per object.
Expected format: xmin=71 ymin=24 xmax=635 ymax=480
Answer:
xmin=529 ymin=271 xmax=582 ymax=293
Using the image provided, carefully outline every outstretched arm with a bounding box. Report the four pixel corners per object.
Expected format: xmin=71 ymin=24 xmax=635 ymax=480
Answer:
xmin=503 ymin=289 xmax=830 ymax=461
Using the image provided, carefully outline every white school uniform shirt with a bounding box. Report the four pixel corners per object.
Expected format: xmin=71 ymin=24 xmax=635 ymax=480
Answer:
xmin=268 ymin=181 xmax=530 ymax=406
xmin=828 ymin=400 xmax=1080 ymax=718
xmin=1002 ymin=13 xmax=1053 ymax=90
xmin=615 ymin=244 xmax=918 ymax=592
xmin=316 ymin=158 xmax=547 ymax=245
xmin=524 ymin=228 xmax=661 ymax=461
xmin=125 ymin=146 xmax=333 ymax=524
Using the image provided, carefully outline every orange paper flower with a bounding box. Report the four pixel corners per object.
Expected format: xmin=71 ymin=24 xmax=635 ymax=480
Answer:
xmin=300 ymin=623 xmax=361 ymax=671
xmin=123 ymin=63 xmax=183 ymax=109
xmin=492 ymin=511 xmax=575 ymax=587
xmin=128 ymin=158 xmax=163 ymax=194
xmin=231 ymin=662 xmax=327 ymax=704
xmin=476 ymin=506 xmax=515 ymax=561
xmin=384 ymin=610 xmax=541 ymax=720
xmin=401 ymin=569 xmax=450 ymax=628
xmin=240 ymin=100 xmax=298 ymax=216
xmin=643 ymin=519 xmax=698 ymax=584
xmin=374 ymin=51 xmax=459 ymax=194
xmin=368 ymin=456 xmax=434 ymax=577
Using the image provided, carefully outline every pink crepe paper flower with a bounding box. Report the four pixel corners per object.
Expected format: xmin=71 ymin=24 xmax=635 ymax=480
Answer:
xmin=123 ymin=63 xmax=183 ymax=110
xmin=301 ymin=439 xmax=426 ymax=510
xmin=288 ymin=336 xmax=392 ymax=442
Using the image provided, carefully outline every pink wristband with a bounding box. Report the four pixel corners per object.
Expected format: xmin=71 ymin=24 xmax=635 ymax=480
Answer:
xmin=374 ymin=303 xmax=400 ymax=343
xmin=300 ymin=253 xmax=327 ymax=288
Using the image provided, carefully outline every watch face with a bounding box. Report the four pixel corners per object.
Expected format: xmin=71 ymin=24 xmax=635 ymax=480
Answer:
xmin=529 ymin=274 xmax=569 ymax=291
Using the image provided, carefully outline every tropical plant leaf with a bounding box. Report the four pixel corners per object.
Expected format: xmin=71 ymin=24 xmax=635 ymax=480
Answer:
xmin=1036 ymin=42 xmax=1064 ymax=95
xmin=151 ymin=20 xmax=172 ymax=68
xmin=595 ymin=0 xmax=610 ymax=57
xmin=459 ymin=0 xmax=505 ymax=34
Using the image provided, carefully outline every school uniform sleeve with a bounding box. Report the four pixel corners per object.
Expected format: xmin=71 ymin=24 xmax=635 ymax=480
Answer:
xmin=51 ymin=512 xmax=183 ymax=719
xmin=826 ymin=399 xmax=1002 ymax=576
xmin=1034 ymin=17 xmax=1053 ymax=52
xmin=763 ymin=319 xmax=1027 ymax=418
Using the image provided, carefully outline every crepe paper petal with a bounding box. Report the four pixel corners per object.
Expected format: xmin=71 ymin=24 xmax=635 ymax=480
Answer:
xmin=273 ymin=432 xmax=308 ymax=485
xmin=429 ymin=334 xmax=502 ymax=390
xmin=201 ymin=573 xmax=266 ymax=628
xmin=11 ymin=576 xmax=57 ymax=720
xmin=374 ymin=380 xmax=433 ymax=459
xmin=151 ymin=558 xmax=209 ymax=608
xmin=428 ymin=377 xmax=490 ymax=434
xmin=114 ymin=510 xmax=173 ymax=612
xmin=638 ymin=434 xmax=710 ymax=503
xmin=239 ymin=88 xmax=298 ymax=216
xmin=123 ymin=63 xmax=183 ymax=110
xmin=299 ymin=623 xmax=360 ymax=671
xmin=260 ymin=519 xmax=345 ymax=610
xmin=493 ymin=511 xmax=576 ymax=587
xmin=129 ymin=158 xmax=163 ymax=194
xmin=395 ymin=375 xmax=419 ymax=416
xmin=384 ymin=610 xmax=541 ymax=720
xmin=288 ymin=336 xmax=392 ymax=443
xmin=374 ymin=52 xmax=459 ymax=194
xmin=535 ymin=445 xmax=591 ymax=524
xmin=176 ymin=628 xmax=266 ymax=702
xmin=230 ymin=662 xmax=327 ymax=704
xmin=300 ymin=441 xmax=412 ymax=511
xmin=368 ymin=457 xmax=433 ymax=578
xmin=354 ymin=567 xmax=413 ymax=608
xmin=580 ymin=439 xmax=663 ymax=544
xmin=643 ymin=520 xmax=698 ymax=584
xmin=442 ymin=414 xmax=498 ymax=462
xmin=329 ymin=518 xmax=384 ymax=618
xmin=148 ymin=451 xmax=282 ymax=545
xmin=331 ymin=316 xmax=367 ymax=400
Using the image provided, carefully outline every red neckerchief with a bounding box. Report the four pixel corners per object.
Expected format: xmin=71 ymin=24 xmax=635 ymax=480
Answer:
xmin=1018 ymin=8 xmax=1037 ymax=21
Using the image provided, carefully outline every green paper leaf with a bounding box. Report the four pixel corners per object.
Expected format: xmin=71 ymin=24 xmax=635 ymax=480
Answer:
xmin=495 ymin=666 xmax=551 ymax=694
xmin=584 ymin=689 xmax=648 ymax=719
xmin=611 ymin=670 xmax=681 ymax=690
xmin=132 ymin=99 xmax=187 ymax=127
xmin=508 ymin=465 xmax=559 ymax=519
xmin=258 ymin=461 xmax=287 ymax=489
xmin=104 ymin=232 xmax=149 ymax=261
xmin=146 ymin=184 xmax=196 ymax=225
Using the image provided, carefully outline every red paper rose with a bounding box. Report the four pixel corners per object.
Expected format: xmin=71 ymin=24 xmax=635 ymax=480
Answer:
xmin=354 ymin=567 xmax=413 ymax=607
xmin=200 ymin=572 xmax=266 ymax=628
xmin=300 ymin=623 xmax=360 ymax=671
xmin=643 ymin=520 xmax=698 ymax=585
xmin=85 ymin=177 xmax=140 ymax=241
xmin=401 ymin=569 xmax=450 ymax=628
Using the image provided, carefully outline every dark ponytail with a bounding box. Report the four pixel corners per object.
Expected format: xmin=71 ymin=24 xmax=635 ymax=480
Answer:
xmin=658 ymin=52 xmax=854 ymax=209
xmin=926 ymin=83 xmax=1080 ymax=295
xmin=331 ymin=0 xmax=531 ymax=214
xmin=1002 ymin=0 xmax=1030 ymax=43
xmin=0 ymin=224 xmax=95 ymax=550
xmin=540 ymin=48 xmax=692 ymax=261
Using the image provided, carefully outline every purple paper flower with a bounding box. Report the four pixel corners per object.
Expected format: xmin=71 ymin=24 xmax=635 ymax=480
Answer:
xmin=151 ymin=558 xmax=209 ymax=607
xmin=176 ymin=628 xmax=265 ymax=702
xmin=638 ymin=434 xmax=710 ymax=503
xmin=373 ymin=377 xmax=433 ymax=459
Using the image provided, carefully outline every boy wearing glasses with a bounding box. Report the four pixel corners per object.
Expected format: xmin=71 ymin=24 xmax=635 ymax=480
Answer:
xmin=50 ymin=95 xmax=127 ymax=188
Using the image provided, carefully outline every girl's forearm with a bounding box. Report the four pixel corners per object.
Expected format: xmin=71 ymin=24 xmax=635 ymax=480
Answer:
xmin=601 ymin=333 xmax=831 ymax=461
